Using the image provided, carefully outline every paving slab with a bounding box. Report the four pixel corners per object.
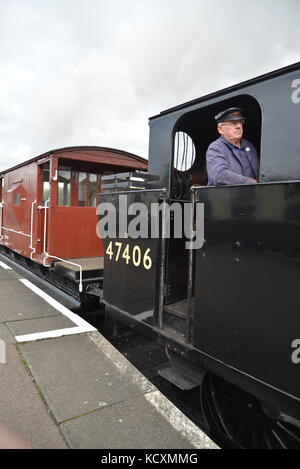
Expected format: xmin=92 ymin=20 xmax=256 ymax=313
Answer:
xmin=0 ymin=279 xmax=33 ymax=298
xmin=0 ymin=264 xmax=218 ymax=450
xmin=0 ymin=323 xmax=16 ymax=344
xmin=0 ymin=294 xmax=59 ymax=321
xmin=0 ymin=269 xmax=13 ymax=280
xmin=3 ymin=268 xmax=24 ymax=280
xmin=6 ymin=315 xmax=75 ymax=337
xmin=19 ymin=332 xmax=154 ymax=423
xmin=0 ymin=345 xmax=67 ymax=449
xmin=20 ymin=332 xmax=218 ymax=450
xmin=61 ymin=393 xmax=197 ymax=449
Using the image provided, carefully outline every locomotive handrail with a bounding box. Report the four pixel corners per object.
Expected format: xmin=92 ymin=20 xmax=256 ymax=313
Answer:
xmin=41 ymin=199 xmax=83 ymax=292
xmin=158 ymin=193 xmax=167 ymax=330
xmin=186 ymin=190 xmax=196 ymax=343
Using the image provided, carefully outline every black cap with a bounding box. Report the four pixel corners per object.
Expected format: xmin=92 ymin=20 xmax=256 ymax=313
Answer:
xmin=215 ymin=107 xmax=246 ymax=124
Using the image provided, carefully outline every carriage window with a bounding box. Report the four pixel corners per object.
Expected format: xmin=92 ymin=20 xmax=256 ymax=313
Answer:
xmin=78 ymin=172 xmax=87 ymax=207
xmin=89 ymin=174 xmax=97 ymax=207
xmin=42 ymin=162 xmax=50 ymax=204
xmin=58 ymin=166 xmax=71 ymax=206
xmin=77 ymin=172 xmax=98 ymax=207
xmin=14 ymin=193 xmax=20 ymax=206
xmin=0 ymin=178 xmax=3 ymax=203
xmin=174 ymin=132 xmax=196 ymax=172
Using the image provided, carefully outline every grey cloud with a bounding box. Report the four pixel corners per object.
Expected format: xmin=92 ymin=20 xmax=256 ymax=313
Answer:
xmin=0 ymin=0 xmax=299 ymax=171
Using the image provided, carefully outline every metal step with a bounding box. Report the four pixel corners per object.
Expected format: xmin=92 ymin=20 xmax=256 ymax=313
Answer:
xmin=164 ymin=298 xmax=188 ymax=318
xmin=158 ymin=366 xmax=201 ymax=391
xmin=158 ymin=352 xmax=206 ymax=391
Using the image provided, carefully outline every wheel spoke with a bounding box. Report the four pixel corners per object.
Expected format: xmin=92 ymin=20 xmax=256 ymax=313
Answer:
xmin=201 ymin=373 xmax=300 ymax=449
xmin=271 ymin=429 xmax=288 ymax=449
xmin=277 ymin=422 xmax=300 ymax=444
xmin=210 ymin=376 xmax=235 ymax=440
xmin=278 ymin=412 xmax=300 ymax=430
xmin=263 ymin=431 xmax=274 ymax=449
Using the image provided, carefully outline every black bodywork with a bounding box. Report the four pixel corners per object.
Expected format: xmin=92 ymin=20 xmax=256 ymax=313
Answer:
xmin=101 ymin=63 xmax=300 ymax=437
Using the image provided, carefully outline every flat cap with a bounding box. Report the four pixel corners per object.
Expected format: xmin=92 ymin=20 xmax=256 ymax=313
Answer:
xmin=215 ymin=107 xmax=246 ymax=124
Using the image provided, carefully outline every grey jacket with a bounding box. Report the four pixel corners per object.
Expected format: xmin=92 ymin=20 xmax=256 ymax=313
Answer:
xmin=206 ymin=136 xmax=259 ymax=186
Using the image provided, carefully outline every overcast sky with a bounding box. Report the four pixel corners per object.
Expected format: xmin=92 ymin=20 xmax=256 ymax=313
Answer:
xmin=0 ymin=0 xmax=299 ymax=171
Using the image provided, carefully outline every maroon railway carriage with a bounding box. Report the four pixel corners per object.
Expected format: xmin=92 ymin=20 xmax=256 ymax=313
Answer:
xmin=0 ymin=146 xmax=147 ymax=300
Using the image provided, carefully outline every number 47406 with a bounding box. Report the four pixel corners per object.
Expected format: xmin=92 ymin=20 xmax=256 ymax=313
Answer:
xmin=105 ymin=242 xmax=153 ymax=270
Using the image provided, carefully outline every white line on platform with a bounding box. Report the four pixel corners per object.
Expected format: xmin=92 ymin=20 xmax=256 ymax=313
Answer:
xmin=15 ymin=278 xmax=96 ymax=343
xmin=0 ymin=260 xmax=12 ymax=270
xmin=15 ymin=326 xmax=95 ymax=343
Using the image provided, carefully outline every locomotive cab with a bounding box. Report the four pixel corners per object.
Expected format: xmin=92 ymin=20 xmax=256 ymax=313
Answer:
xmin=159 ymin=94 xmax=262 ymax=308
xmin=101 ymin=62 xmax=300 ymax=448
xmin=171 ymin=93 xmax=262 ymax=195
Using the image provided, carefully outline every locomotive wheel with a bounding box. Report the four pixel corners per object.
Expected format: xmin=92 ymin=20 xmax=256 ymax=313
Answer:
xmin=201 ymin=373 xmax=300 ymax=449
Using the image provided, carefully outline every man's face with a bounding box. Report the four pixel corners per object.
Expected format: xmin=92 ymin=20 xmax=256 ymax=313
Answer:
xmin=218 ymin=120 xmax=244 ymax=142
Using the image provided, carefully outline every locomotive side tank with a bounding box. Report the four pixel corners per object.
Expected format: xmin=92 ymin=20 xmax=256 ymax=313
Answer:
xmin=101 ymin=62 xmax=300 ymax=448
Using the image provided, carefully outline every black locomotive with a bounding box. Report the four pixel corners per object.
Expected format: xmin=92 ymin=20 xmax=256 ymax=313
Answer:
xmin=100 ymin=62 xmax=300 ymax=449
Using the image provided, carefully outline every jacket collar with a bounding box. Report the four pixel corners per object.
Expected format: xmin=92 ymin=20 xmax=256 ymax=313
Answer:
xmin=219 ymin=136 xmax=248 ymax=171
xmin=219 ymin=136 xmax=258 ymax=176
xmin=220 ymin=135 xmax=245 ymax=149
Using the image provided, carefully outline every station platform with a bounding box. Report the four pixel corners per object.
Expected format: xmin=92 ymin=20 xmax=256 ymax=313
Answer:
xmin=0 ymin=259 xmax=218 ymax=450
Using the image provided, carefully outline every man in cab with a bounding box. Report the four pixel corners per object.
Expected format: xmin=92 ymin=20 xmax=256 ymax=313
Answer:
xmin=206 ymin=107 xmax=259 ymax=186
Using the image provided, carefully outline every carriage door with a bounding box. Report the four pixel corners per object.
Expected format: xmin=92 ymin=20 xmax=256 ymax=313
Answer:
xmin=36 ymin=162 xmax=50 ymax=255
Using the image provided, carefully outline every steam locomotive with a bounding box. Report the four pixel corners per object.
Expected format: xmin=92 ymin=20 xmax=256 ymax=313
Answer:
xmin=100 ymin=62 xmax=300 ymax=449
xmin=1 ymin=62 xmax=300 ymax=449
